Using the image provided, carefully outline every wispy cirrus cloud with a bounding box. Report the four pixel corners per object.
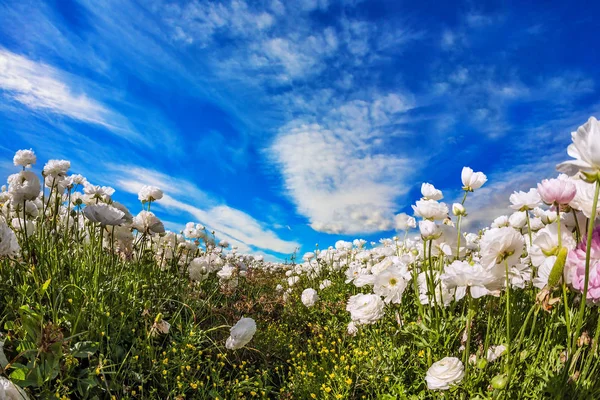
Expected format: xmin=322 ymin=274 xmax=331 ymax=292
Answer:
xmin=0 ymin=49 xmax=139 ymax=140
xmin=105 ymin=164 xmax=300 ymax=255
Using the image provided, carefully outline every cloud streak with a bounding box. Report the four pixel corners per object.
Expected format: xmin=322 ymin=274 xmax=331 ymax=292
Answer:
xmin=0 ymin=49 xmax=138 ymax=140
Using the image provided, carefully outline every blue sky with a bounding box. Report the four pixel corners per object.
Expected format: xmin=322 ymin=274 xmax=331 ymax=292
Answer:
xmin=1 ymin=0 xmax=599 ymax=261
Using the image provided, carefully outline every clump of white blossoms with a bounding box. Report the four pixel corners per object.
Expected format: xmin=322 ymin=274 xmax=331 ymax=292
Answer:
xmin=301 ymin=288 xmax=319 ymax=307
xmin=132 ymin=211 xmax=165 ymax=235
xmin=0 ymin=222 xmax=20 ymax=258
xmin=346 ymin=293 xmax=385 ymax=325
xmin=138 ymin=185 xmax=163 ymax=203
xmin=461 ymin=167 xmax=487 ymax=191
xmin=226 ymin=317 xmax=257 ymax=350
xmin=83 ymin=203 xmax=128 ymax=226
xmin=425 ymin=357 xmax=465 ymax=390
xmin=13 ymin=149 xmax=36 ymax=168
xmin=441 ymin=260 xmax=503 ymax=299
xmin=412 ymin=199 xmax=448 ymax=220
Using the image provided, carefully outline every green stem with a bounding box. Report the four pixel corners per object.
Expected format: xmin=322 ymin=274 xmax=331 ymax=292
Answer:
xmin=573 ymin=180 xmax=600 ymax=350
xmin=505 ymin=260 xmax=512 ymax=380
xmin=525 ymin=212 xmax=533 ymax=246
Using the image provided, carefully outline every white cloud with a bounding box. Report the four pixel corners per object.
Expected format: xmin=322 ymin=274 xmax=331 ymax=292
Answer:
xmin=0 ymin=49 xmax=137 ymax=139
xmin=270 ymin=93 xmax=415 ymax=234
xmin=107 ymin=165 xmax=300 ymax=255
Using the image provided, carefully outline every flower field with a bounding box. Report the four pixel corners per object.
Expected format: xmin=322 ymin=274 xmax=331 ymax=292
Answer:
xmin=1 ymin=116 xmax=600 ymax=399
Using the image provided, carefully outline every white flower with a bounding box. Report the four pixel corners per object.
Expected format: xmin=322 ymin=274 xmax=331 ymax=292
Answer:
xmin=319 ymin=279 xmax=332 ymax=290
xmin=346 ymin=293 xmax=385 ymax=325
xmin=412 ymin=200 xmax=448 ymax=220
xmin=301 ymin=288 xmax=319 ymax=307
xmin=491 ymin=215 xmax=509 ymax=228
xmin=347 ymin=321 xmax=358 ymax=336
xmin=529 ymin=222 xmax=576 ymax=267
xmin=425 ymin=357 xmax=465 ymax=390
xmin=83 ymin=204 xmax=127 ymax=226
xmin=486 ymin=345 xmax=507 ymax=362
xmin=11 ymin=218 xmax=35 ymax=236
xmin=440 ymin=261 xmax=503 ymax=298
xmin=287 ymin=276 xmax=300 ymax=286
xmin=0 ymin=376 xmax=30 ymax=399
xmin=510 ymin=189 xmax=541 ymax=211
xmin=452 ymin=203 xmax=466 ymax=216
xmin=508 ymin=211 xmax=527 ymax=229
xmin=13 ymin=149 xmax=36 ymax=168
xmin=138 ymin=185 xmax=163 ymax=202
xmin=83 ymin=184 xmax=115 ymax=202
xmin=8 ymin=171 xmax=41 ymax=203
xmin=480 ymin=227 xmax=525 ymax=270
xmin=421 ymin=183 xmax=443 ymax=200
xmin=419 ymin=220 xmax=441 ymax=240
xmin=570 ymin=179 xmax=600 ymax=219
xmin=150 ymin=319 xmax=171 ymax=336
xmin=394 ymin=213 xmax=416 ymax=231
xmin=43 ymin=159 xmax=70 ymax=177
xmin=557 ymin=116 xmax=600 ymax=180
xmin=533 ymin=256 xmax=556 ymax=289
xmin=225 ymin=317 xmax=257 ymax=350
xmin=217 ymin=264 xmax=236 ymax=280
xmin=0 ymin=222 xmax=20 ymax=258
xmin=132 ymin=211 xmax=165 ymax=235
xmin=461 ymin=167 xmax=487 ymax=191
xmin=418 ymin=272 xmax=457 ymax=306
xmin=373 ymin=265 xmax=412 ymax=304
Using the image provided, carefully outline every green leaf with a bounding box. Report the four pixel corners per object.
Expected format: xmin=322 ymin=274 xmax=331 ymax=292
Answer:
xmin=71 ymin=341 xmax=99 ymax=358
xmin=40 ymin=278 xmax=52 ymax=295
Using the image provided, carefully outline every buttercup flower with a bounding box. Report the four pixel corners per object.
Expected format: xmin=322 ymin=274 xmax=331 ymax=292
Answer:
xmin=301 ymin=288 xmax=319 ymax=307
xmin=421 ymin=183 xmax=443 ymax=200
xmin=441 ymin=261 xmax=503 ymax=299
xmin=395 ymin=213 xmax=416 ymax=231
xmin=43 ymin=159 xmax=70 ymax=177
xmin=346 ymin=293 xmax=385 ymax=325
xmin=510 ymin=189 xmax=541 ymax=211
xmin=566 ymin=226 xmax=600 ymax=304
xmin=486 ymin=345 xmax=507 ymax=362
xmin=13 ymin=149 xmax=36 ymax=168
xmin=425 ymin=357 xmax=465 ymax=390
xmin=452 ymin=203 xmax=466 ymax=216
xmin=0 ymin=222 xmax=20 ymax=258
xmin=461 ymin=167 xmax=487 ymax=191
xmin=132 ymin=211 xmax=165 ymax=235
xmin=226 ymin=317 xmax=257 ymax=350
xmin=83 ymin=204 xmax=128 ymax=226
xmin=480 ymin=227 xmax=524 ymax=269
xmin=557 ymin=116 xmax=600 ymax=181
xmin=537 ymin=178 xmax=577 ymax=205
xmin=8 ymin=171 xmax=41 ymax=203
xmin=138 ymin=185 xmax=164 ymax=202
xmin=347 ymin=321 xmax=359 ymax=336
xmin=412 ymin=200 xmax=448 ymax=220
xmin=373 ymin=265 xmax=412 ymax=304
xmin=419 ymin=220 xmax=441 ymax=240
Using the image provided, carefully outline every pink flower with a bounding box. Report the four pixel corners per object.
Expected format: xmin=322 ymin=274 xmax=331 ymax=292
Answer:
xmin=537 ymin=178 xmax=577 ymax=205
xmin=566 ymin=226 xmax=600 ymax=305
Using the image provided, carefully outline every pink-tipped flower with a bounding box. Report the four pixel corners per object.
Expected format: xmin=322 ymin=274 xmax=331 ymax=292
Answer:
xmin=566 ymin=226 xmax=600 ymax=305
xmin=537 ymin=178 xmax=577 ymax=205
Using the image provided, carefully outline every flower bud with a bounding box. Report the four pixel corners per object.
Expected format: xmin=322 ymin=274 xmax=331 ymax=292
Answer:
xmin=491 ymin=373 xmax=508 ymax=390
xmin=452 ymin=203 xmax=466 ymax=216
